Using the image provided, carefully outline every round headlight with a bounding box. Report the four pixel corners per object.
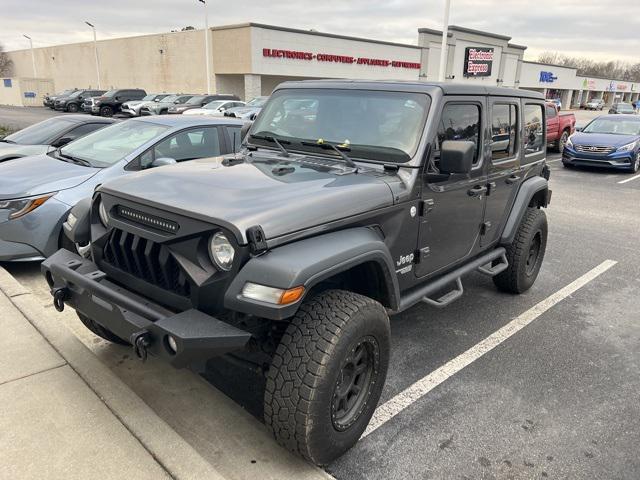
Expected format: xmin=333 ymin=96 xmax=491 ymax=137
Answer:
xmin=209 ymin=232 xmax=235 ymax=271
xmin=98 ymin=199 xmax=109 ymax=227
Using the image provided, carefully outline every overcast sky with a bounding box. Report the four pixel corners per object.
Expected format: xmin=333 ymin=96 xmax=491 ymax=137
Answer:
xmin=1 ymin=0 xmax=638 ymax=63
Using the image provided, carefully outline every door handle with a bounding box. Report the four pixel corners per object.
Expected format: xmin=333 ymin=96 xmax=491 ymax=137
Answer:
xmin=505 ymin=175 xmax=521 ymax=185
xmin=467 ymin=185 xmax=488 ymax=197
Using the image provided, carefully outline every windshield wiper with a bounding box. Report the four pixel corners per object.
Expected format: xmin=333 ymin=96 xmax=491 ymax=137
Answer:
xmin=249 ymin=134 xmax=291 ymax=157
xmin=300 ymin=140 xmax=358 ymax=170
xmin=57 ymin=151 xmax=92 ymax=167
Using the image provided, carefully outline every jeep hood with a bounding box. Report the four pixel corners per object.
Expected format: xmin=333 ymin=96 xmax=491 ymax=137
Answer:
xmin=100 ymin=156 xmax=395 ymax=243
xmin=0 ymin=154 xmax=100 ymax=200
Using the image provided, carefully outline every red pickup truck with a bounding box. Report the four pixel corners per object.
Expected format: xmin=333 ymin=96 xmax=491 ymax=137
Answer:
xmin=546 ymin=102 xmax=576 ymax=152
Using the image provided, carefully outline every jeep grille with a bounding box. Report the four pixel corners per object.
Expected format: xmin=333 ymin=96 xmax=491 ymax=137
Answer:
xmin=103 ymin=229 xmax=190 ymax=297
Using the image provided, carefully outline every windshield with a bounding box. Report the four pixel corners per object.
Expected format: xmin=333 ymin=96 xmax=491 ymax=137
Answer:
xmin=203 ymin=101 xmax=225 ymax=110
xmin=59 ymin=120 xmax=169 ymax=167
xmin=186 ymin=95 xmax=206 ymax=105
xmin=250 ymin=89 xmax=430 ymax=163
xmin=142 ymin=94 xmax=158 ymax=101
xmin=103 ymin=90 xmax=118 ymax=98
xmin=247 ymin=96 xmax=268 ymax=107
xmin=68 ymin=90 xmax=83 ymax=98
xmin=618 ymin=104 xmax=634 ymax=112
xmin=583 ymin=118 xmax=640 ymax=135
xmin=5 ymin=117 xmax=75 ymax=145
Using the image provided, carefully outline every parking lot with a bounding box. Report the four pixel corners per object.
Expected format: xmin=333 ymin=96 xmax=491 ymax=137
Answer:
xmin=4 ymin=106 xmax=639 ymax=480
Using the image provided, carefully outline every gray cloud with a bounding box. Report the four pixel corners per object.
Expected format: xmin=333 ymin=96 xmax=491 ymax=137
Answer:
xmin=1 ymin=0 xmax=638 ymax=63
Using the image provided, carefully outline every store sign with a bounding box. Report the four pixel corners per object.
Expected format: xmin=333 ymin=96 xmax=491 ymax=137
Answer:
xmin=262 ymin=48 xmax=421 ymax=70
xmin=617 ymin=83 xmax=628 ymax=91
xmin=463 ymin=47 xmax=494 ymax=77
xmin=539 ymin=71 xmax=557 ymax=83
xmin=582 ymin=78 xmax=597 ymax=90
xmin=23 ymin=91 xmax=36 ymax=98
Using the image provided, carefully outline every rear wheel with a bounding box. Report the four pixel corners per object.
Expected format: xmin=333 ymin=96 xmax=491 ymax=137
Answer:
xmin=99 ymin=106 xmax=114 ymax=117
xmin=494 ymin=208 xmax=548 ymax=294
xmin=556 ymin=130 xmax=569 ymax=153
xmin=264 ymin=290 xmax=390 ymax=466
xmin=77 ymin=313 xmax=129 ymax=345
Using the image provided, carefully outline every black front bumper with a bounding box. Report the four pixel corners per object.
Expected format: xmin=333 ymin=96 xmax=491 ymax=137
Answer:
xmin=42 ymin=249 xmax=252 ymax=368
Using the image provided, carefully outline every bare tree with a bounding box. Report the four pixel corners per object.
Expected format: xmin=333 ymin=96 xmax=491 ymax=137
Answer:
xmin=0 ymin=43 xmax=14 ymax=77
xmin=538 ymin=51 xmax=640 ymax=82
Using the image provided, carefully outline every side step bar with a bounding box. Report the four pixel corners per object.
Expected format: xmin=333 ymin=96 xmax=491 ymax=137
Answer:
xmin=397 ymin=248 xmax=508 ymax=312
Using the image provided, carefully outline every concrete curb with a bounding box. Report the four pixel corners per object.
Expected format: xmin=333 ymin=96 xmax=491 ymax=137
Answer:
xmin=0 ymin=266 xmax=225 ymax=480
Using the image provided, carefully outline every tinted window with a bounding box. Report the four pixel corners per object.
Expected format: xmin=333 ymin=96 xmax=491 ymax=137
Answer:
xmin=5 ymin=117 xmax=76 ymax=145
xmin=147 ymin=126 xmax=221 ymax=165
xmin=545 ymin=105 xmax=557 ymax=118
xmin=491 ymin=104 xmax=518 ymax=161
xmin=524 ymin=104 xmax=544 ymax=155
xmin=62 ymin=123 xmax=108 ymax=141
xmin=437 ymin=104 xmax=481 ymax=164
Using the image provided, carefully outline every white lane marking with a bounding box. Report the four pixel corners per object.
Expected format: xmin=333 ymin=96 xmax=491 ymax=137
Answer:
xmin=546 ymin=158 xmax=563 ymax=164
xmin=618 ymin=173 xmax=640 ymax=184
xmin=362 ymin=259 xmax=618 ymax=438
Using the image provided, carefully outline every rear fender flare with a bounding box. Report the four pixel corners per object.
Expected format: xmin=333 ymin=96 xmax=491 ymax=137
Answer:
xmin=500 ymin=176 xmax=549 ymax=246
xmin=224 ymin=227 xmax=400 ymax=320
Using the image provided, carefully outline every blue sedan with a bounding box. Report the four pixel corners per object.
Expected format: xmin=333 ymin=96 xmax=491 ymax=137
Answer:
xmin=563 ymin=115 xmax=640 ymax=173
xmin=0 ymin=116 xmax=244 ymax=261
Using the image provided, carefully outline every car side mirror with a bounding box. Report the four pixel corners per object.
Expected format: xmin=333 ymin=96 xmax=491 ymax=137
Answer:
xmin=439 ymin=141 xmax=475 ymax=175
xmin=52 ymin=137 xmax=73 ymax=148
xmin=575 ymin=127 xmax=583 ymax=132
xmin=151 ymin=157 xmax=177 ymax=168
xmin=240 ymin=121 xmax=253 ymax=142
xmin=219 ymin=107 xmax=226 ymax=112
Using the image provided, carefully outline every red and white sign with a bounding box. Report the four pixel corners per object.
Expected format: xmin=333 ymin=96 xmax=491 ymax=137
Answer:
xmin=262 ymin=48 xmax=420 ymax=70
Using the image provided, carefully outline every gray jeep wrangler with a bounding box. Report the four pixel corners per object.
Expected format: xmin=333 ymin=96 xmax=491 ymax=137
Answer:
xmin=43 ymin=80 xmax=551 ymax=465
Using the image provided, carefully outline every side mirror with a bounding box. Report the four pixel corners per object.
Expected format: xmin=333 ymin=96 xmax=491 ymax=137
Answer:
xmin=439 ymin=141 xmax=475 ymax=174
xmin=52 ymin=137 xmax=73 ymax=148
xmin=151 ymin=157 xmax=177 ymax=168
xmin=575 ymin=127 xmax=583 ymax=132
xmin=240 ymin=121 xmax=253 ymax=142
xmin=219 ymin=107 xmax=226 ymax=112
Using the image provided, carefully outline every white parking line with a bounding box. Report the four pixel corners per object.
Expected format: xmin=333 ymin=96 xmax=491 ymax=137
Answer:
xmin=362 ymin=259 xmax=618 ymax=438
xmin=618 ymin=173 xmax=640 ymax=184
xmin=546 ymin=158 xmax=563 ymax=164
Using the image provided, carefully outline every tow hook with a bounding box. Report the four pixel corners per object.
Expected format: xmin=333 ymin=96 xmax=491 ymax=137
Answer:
xmin=52 ymin=287 xmax=69 ymax=312
xmin=130 ymin=330 xmax=152 ymax=362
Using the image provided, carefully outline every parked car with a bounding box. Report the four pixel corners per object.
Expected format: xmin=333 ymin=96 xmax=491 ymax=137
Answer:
xmin=91 ymin=89 xmax=147 ymax=117
xmin=0 ymin=116 xmax=244 ymax=262
xmin=167 ymin=94 xmax=241 ymax=114
xmin=82 ymin=96 xmax=101 ymax=113
xmin=120 ymin=93 xmax=173 ymax=117
xmin=563 ymin=114 xmax=640 ymax=172
xmin=43 ymin=81 xmax=551 ymax=465
xmin=183 ymin=100 xmax=245 ymax=116
xmin=546 ymin=102 xmax=576 ymax=152
xmin=584 ymin=98 xmax=605 ymax=110
xmin=0 ymin=115 xmax=116 ymax=162
xmin=608 ymin=103 xmax=635 ymax=114
xmin=549 ymin=98 xmax=562 ymax=110
xmin=140 ymin=94 xmax=195 ymax=116
xmin=223 ymin=95 xmax=269 ymax=120
xmin=43 ymin=89 xmax=78 ymax=108
xmin=54 ymin=89 xmax=106 ymax=112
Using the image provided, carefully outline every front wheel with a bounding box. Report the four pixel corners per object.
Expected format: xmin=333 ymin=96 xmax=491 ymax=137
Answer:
xmin=99 ymin=106 xmax=114 ymax=117
xmin=264 ymin=290 xmax=390 ymax=466
xmin=494 ymin=208 xmax=548 ymax=294
xmin=77 ymin=313 xmax=129 ymax=345
xmin=629 ymin=152 xmax=640 ymax=173
xmin=67 ymin=103 xmax=79 ymax=113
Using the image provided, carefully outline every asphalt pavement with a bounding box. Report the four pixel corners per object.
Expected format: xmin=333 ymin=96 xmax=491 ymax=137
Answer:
xmin=0 ymin=105 xmax=74 ymax=130
xmin=2 ymin=107 xmax=639 ymax=479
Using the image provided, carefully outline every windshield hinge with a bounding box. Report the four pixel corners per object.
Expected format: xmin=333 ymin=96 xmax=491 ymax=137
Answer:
xmin=246 ymin=225 xmax=268 ymax=255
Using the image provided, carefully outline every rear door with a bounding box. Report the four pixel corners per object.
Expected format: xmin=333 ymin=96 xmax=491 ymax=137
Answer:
xmin=482 ymin=98 xmax=521 ymax=247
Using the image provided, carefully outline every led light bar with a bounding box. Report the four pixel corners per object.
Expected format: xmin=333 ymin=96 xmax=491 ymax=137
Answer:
xmin=116 ymin=206 xmax=179 ymax=234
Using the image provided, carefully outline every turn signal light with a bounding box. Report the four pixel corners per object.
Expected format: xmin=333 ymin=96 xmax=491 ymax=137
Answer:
xmin=241 ymin=283 xmax=305 ymax=305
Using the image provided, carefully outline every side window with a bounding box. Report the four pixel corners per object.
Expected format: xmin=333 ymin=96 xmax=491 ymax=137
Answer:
xmin=545 ymin=105 xmax=557 ymax=118
xmin=524 ymin=104 xmax=544 ymax=155
xmin=152 ymin=127 xmax=220 ymax=163
xmin=225 ymin=127 xmax=242 ymax=153
xmin=437 ymin=104 xmax=481 ymax=164
xmin=491 ymin=104 xmax=518 ymax=161
xmin=62 ymin=123 xmax=106 ymax=142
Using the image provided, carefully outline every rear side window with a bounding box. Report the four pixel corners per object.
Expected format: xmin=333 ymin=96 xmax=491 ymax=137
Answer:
xmin=491 ymin=104 xmax=518 ymax=161
xmin=437 ymin=104 xmax=481 ymax=164
xmin=545 ymin=105 xmax=557 ymax=118
xmin=524 ymin=104 xmax=544 ymax=155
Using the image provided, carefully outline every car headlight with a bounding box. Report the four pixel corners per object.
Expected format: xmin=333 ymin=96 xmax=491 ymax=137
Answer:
xmin=0 ymin=194 xmax=55 ymax=219
xmin=208 ymin=232 xmax=235 ymax=271
xmin=617 ymin=141 xmax=638 ymax=152
xmin=98 ymin=199 xmax=109 ymax=227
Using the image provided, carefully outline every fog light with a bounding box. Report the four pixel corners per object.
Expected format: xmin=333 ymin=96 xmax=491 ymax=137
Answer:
xmin=167 ymin=335 xmax=178 ymax=354
xmin=241 ymin=282 xmax=305 ymax=305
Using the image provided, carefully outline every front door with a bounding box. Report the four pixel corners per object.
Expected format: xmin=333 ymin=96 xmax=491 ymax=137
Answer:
xmin=415 ymin=98 xmax=487 ymax=278
xmin=481 ymin=98 xmax=522 ymax=247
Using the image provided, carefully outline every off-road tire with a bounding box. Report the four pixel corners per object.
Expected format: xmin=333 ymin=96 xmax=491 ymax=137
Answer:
xmin=494 ymin=207 xmax=548 ymax=294
xmin=67 ymin=103 xmax=79 ymax=113
xmin=99 ymin=106 xmax=114 ymax=117
xmin=77 ymin=313 xmax=129 ymax=345
xmin=264 ymin=290 xmax=390 ymax=466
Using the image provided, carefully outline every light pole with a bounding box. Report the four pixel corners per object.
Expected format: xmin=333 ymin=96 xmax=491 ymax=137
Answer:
xmin=198 ymin=0 xmax=212 ymax=94
xmin=23 ymin=34 xmax=37 ymax=77
xmin=85 ymin=21 xmax=101 ymax=89
xmin=438 ymin=0 xmax=451 ymax=82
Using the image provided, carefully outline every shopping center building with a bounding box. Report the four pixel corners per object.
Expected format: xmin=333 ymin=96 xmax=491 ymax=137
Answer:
xmin=3 ymin=22 xmax=639 ymax=107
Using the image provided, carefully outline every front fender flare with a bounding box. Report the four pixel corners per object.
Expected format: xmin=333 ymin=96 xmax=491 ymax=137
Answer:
xmin=224 ymin=227 xmax=400 ymax=320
